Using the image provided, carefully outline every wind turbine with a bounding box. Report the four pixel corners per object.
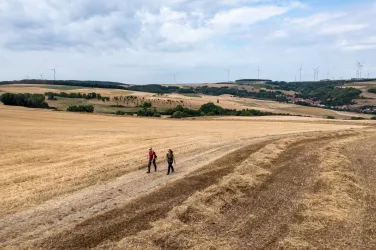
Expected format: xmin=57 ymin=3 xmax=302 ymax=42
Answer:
xmin=173 ymin=74 xmax=177 ymax=84
xmin=225 ymin=69 xmax=231 ymax=82
xmin=298 ymin=64 xmax=303 ymax=82
xmin=49 ymin=68 xmax=56 ymax=80
xmin=312 ymin=68 xmax=317 ymax=81
xmin=257 ymin=65 xmax=261 ymax=80
xmin=327 ymin=70 xmax=330 ymax=80
xmin=40 ymin=74 xmax=44 ymax=80
xmin=356 ymin=61 xmax=366 ymax=79
xmin=315 ymin=66 xmax=319 ymax=81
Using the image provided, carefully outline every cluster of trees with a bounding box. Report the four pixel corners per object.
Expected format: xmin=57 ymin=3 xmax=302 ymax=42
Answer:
xmin=137 ymin=108 xmax=161 ymax=117
xmin=112 ymin=95 xmax=139 ymax=106
xmin=368 ymin=88 xmax=376 ymax=94
xmin=269 ymin=81 xmax=361 ymax=106
xmin=45 ymin=92 xmax=110 ymax=101
xmin=0 ymin=80 xmax=127 ymax=90
xmin=67 ymin=105 xmax=94 ymax=113
xmin=198 ymin=102 xmax=285 ymax=117
xmin=235 ymin=79 xmax=272 ymax=83
xmin=165 ymin=102 xmax=287 ymax=118
xmin=179 ymin=86 xmax=288 ymax=102
xmin=135 ymin=102 xmax=286 ymax=119
xmin=134 ymin=101 xmax=161 ymax=117
xmin=0 ymin=92 xmax=49 ymax=108
xmin=300 ymin=86 xmax=361 ymax=106
xmin=127 ymin=84 xmax=180 ymax=94
xmin=164 ymin=105 xmax=201 ymax=117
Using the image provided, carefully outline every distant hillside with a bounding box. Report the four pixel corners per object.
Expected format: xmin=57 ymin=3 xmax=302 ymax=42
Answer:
xmin=0 ymin=80 xmax=129 ymax=89
xmin=235 ymin=79 xmax=272 ymax=84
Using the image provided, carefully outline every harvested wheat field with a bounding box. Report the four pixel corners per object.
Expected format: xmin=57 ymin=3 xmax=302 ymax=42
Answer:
xmin=1 ymin=104 xmax=376 ymax=249
xmin=0 ymin=83 xmax=370 ymax=119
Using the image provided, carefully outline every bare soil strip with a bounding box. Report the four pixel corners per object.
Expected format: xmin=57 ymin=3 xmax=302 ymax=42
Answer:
xmin=36 ymin=140 xmax=273 ymax=249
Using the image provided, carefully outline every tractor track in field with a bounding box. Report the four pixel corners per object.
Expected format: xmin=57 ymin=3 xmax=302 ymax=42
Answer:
xmin=2 ymin=130 xmax=376 ymax=250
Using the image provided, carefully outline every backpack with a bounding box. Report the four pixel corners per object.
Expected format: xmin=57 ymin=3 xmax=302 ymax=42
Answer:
xmin=154 ymin=151 xmax=157 ymax=159
xmin=167 ymin=153 xmax=173 ymax=163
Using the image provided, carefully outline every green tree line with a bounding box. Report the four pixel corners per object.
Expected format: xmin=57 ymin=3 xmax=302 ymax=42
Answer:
xmin=45 ymin=91 xmax=110 ymax=101
xmin=0 ymin=93 xmax=49 ymax=108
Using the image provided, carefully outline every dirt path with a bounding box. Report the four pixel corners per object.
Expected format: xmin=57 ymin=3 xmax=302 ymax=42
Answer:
xmin=0 ymin=137 xmax=269 ymax=249
xmin=35 ymin=139 xmax=274 ymax=249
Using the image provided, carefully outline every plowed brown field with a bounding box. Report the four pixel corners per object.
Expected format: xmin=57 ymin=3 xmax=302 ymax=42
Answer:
xmin=0 ymin=104 xmax=375 ymax=249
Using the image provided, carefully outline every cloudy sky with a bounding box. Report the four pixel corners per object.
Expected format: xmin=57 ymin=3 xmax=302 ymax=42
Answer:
xmin=0 ymin=0 xmax=375 ymax=84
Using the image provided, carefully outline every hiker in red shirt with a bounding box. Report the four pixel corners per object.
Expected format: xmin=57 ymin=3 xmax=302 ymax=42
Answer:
xmin=147 ymin=148 xmax=157 ymax=173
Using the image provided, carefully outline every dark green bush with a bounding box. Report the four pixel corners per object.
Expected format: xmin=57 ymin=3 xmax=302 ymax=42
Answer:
xmin=67 ymin=105 xmax=94 ymax=113
xmin=350 ymin=117 xmax=365 ymax=120
xmin=172 ymin=111 xmax=187 ymax=118
xmin=326 ymin=116 xmax=336 ymax=119
xmin=115 ymin=110 xmax=126 ymax=115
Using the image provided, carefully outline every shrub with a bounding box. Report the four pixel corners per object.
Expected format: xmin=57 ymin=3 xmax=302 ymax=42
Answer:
xmin=115 ymin=110 xmax=126 ymax=115
xmin=137 ymin=109 xmax=154 ymax=117
xmin=371 ymin=117 xmax=376 ymax=120
xmin=350 ymin=117 xmax=365 ymax=120
xmin=67 ymin=105 xmax=94 ymax=113
xmin=326 ymin=116 xmax=336 ymax=119
xmin=172 ymin=111 xmax=187 ymax=118
xmin=140 ymin=102 xmax=152 ymax=108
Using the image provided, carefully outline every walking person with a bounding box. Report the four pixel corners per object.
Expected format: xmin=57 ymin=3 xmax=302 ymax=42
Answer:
xmin=166 ymin=149 xmax=176 ymax=175
xmin=147 ymin=148 xmax=157 ymax=173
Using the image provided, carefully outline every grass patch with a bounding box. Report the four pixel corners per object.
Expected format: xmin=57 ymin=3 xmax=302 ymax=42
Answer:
xmin=40 ymin=85 xmax=85 ymax=91
xmin=182 ymin=94 xmax=202 ymax=98
xmin=93 ymin=104 xmax=140 ymax=114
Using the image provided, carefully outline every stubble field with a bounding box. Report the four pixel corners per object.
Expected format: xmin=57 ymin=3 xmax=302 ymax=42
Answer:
xmin=0 ymin=84 xmax=372 ymax=119
xmin=1 ymin=103 xmax=376 ymax=249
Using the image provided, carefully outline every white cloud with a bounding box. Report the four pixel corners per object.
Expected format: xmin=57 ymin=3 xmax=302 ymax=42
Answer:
xmin=0 ymin=0 xmax=375 ymax=83
xmin=210 ymin=5 xmax=290 ymax=27
xmin=319 ymin=24 xmax=367 ymax=35
xmin=338 ymin=37 xmax=376 ymax=51
xmin=286 ymin=12 xmax=346 ymax=28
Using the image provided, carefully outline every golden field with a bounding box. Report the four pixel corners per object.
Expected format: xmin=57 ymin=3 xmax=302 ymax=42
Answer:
xmin=1 ymin=90 xmax=376 ymax=249
xmin=0 ymin=83 xmax=372 ymax=119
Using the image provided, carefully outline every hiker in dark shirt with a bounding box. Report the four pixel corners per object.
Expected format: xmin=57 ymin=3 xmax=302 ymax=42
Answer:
xmin=166 ymin=149 xmax=176 ymax=175
xmin=147 ymin=148 xmax=157 ymax=173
